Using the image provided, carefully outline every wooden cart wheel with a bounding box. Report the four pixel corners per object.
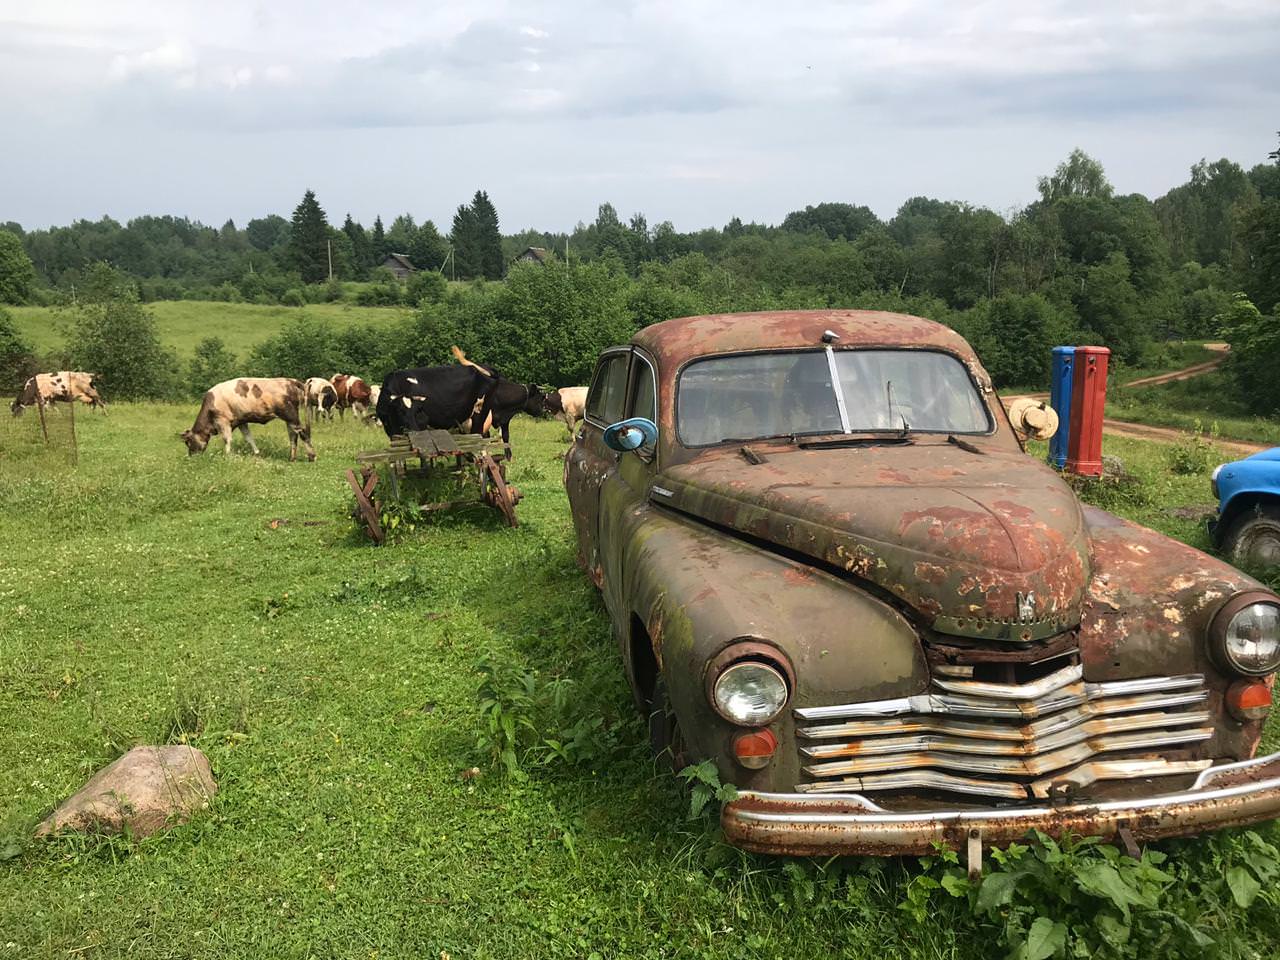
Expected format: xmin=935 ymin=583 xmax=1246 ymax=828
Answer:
xmin=479 ymin=453 xmax=519 ymax=528
xmin=345 ymin=467 xmax=384 ymax=544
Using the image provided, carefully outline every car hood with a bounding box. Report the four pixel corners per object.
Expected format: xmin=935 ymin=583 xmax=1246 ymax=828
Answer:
xmin=656 ymin=441 xmax=1089 ymax=641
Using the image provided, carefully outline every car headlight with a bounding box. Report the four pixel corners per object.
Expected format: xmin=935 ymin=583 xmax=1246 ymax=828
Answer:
xmin=712 ymin=661 xmax=789 ymax=726
xmin=1210 ymin=463 xmax=1226 ymax=499
xmin=1212 ymin=594 xmax=1280 ymax=677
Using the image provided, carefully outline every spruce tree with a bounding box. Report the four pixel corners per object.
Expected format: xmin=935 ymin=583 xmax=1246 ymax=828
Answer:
xmin=450 ymin=202 xmax=482 ymax=279
xmin=370 ymin=215 xmax=388 ymax=264
xmin=342 ymin=214 xmax=372 ymax=273
xmin=471 ymin=191 xmax=504 ymax=279
xmin=287 ymin=189 xmax=330 ymax=284
xmin=409 ymin=220 xmax=449 ymax=272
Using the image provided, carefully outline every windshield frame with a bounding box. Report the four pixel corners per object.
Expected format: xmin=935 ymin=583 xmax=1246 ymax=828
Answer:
xmin=673 ymin=346 xmax=996 ymax=449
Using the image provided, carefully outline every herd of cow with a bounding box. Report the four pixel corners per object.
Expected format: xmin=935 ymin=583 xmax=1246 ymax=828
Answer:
xmin=10 ymin=351 xmax=589 ymax=462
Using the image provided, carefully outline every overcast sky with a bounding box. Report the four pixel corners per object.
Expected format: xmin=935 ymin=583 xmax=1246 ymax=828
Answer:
xmin=2 ymin=1 xmax=1278 ymax=233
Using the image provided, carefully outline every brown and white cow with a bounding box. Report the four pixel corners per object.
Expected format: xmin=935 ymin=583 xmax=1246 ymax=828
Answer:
xmin=543 ymin=386 xmax=588 ymax=433
xmin=331 ymin=373 xmax=373 ymax=420
xmin=11 ymin=371 xmax=106 ymax=416
xmin=304 ymin=377 xmax=338 ymax=421
xmin=181 ymin=377 xmax=315 ymax=461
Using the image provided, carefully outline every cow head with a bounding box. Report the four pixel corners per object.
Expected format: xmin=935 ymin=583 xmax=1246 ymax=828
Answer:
xmin=521 ymin=385 xmax=546 ymax=417
xmin=541 ymin=391 xmax=565 ymax=416
xmin=180 ymin=429 xmax=209 ymax=455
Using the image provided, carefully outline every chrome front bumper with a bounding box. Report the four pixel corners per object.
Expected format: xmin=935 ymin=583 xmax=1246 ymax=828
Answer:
xmin=722 ymin=752 xmax=1280 ymax=856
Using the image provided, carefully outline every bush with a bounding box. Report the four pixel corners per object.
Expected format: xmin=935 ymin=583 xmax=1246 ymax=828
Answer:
xmin=186 ymin=337 xmax=239 ymax=397
xmin=406 ymin=270 xmax=447 ymax=305
xmin=355 ymin=268 xmax=404 ymax=307
xmin=1218 ymin=293 xmax=1280 ymax=416
xmin=0 ymin=306 xmax=35 ymax=389
xmin=249 ymin=315 xmax=344 ymax=378
xmin=1166 ymin=420 xmax=1218 ymax=475
xmin=324 ymin=278 xmax=345 ymax=302
xmin=64 ymin=262 xmax=178 ymax=399
xmin=0 ymin=229 xmax=35 ymax=304
xmin=280 ymin=288 xmax=306 ymax=307
xmin=958 ymin=293 xmax=1077 ymax=389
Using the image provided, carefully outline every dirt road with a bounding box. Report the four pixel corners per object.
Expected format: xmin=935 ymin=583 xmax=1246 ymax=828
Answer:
xmin=1001 ymin=344 xmax=1267 ymax=456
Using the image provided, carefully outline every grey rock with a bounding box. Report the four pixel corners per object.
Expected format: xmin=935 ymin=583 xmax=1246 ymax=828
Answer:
xmin=36 ymin=745 xmax=216 ymax=838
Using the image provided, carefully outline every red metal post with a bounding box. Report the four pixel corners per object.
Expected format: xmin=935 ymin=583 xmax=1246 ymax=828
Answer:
xmin=1065 ymin=346 xmax=1110 ymax=477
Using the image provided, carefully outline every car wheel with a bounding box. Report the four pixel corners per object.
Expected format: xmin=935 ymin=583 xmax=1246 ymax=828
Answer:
xmin=1225 ymin=505 xmax=1280 ymax=570
xmin=648 ymin=677 xmax=688 ymax=772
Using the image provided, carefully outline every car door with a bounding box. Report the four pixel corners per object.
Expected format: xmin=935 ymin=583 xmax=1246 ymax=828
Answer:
xmin=565 ymin=348 xmax=630 ymax=586
xmin=599 ymin=349 xmax=659 ymax=619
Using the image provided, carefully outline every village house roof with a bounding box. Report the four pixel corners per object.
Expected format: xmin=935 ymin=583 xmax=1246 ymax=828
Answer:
xmin=382 ymin=253 xmax=416 ymax=272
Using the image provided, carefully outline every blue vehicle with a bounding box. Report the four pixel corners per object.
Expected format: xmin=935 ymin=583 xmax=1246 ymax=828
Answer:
xmin=1211 ymin=448 xmax=1280 ymax=568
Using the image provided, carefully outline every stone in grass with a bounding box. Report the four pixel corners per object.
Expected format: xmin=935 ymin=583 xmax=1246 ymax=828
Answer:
xmin=36 ymin=745 xmax=217 ymax=839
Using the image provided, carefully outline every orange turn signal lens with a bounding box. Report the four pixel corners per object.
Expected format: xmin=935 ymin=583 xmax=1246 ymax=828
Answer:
xmin=1226 ymin=680 xmax=1272 ymax=722
xmin=733 ymin=729 xmax=778 ymax=770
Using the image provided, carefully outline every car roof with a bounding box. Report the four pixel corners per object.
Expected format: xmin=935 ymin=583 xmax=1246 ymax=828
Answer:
xmin=631 ymin=310 xmax=981 ymax=368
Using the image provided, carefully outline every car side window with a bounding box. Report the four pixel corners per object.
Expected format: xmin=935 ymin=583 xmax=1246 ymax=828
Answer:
xmin=587 ymin=353 xmax=629 ymax=424
xmin=631 ymin=356 xmax=656 ymax=423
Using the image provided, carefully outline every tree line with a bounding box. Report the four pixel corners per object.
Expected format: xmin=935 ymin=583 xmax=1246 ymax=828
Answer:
xmin=1 ymin=142 xmax=1278 ymax=407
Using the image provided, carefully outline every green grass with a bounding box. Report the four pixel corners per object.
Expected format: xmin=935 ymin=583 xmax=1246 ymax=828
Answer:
xmin=9 ymin=300 xmax=409 ymax=356
xmin=2 ymin=410 xmax=1279 ymax=958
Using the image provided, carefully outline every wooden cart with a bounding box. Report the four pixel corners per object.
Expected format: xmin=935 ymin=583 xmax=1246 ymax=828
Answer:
xmin=345 ymin=429 xmax=521 ymax=543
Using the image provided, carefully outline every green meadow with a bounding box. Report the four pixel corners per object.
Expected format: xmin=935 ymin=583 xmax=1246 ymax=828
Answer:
xmin=8 ymin=300 xmax=408 ymax=357
xmin=1 ymin=406 xmax=1278 ymax=958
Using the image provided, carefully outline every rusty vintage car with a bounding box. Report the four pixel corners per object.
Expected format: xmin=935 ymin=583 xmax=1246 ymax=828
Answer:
xmin=564 ymin=310 xmax=1280 ymax=857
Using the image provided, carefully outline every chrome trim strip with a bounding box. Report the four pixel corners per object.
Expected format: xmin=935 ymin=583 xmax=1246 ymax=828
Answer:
xmin=797 ymin=770 xmax=1029 ymax=800
xmin=797 ymin=691 xmax=1210 ymax=740
xmin=799 ymin=710 xmax=1211 ymax=760
xmin=824 ymin=345 xmax=851 ymax=434
xmin=793 ymin=674 xmax=1207 ymax=722
xmin=931 ymin=663 xmax=1081 ymax=699
xmin=802 ymin=727 xmax=1213 ymax=779
xmin=1027 ymin=759 xmax=1212 ymax=799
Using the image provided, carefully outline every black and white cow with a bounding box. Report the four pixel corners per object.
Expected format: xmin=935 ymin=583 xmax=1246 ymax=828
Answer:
xmin=376 ymin=362 xmax=544 ymax=455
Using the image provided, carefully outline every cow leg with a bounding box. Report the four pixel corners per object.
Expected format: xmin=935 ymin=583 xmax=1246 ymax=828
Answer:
xmin=239 ymin=424 xmax=261 ymax=456
xmin=352 ymin=401 xmax=365 ymax=420
xmin=501 ymin=422 xmax=512 ymax=461
xmin=291 ymin=421 xmax=316 ymax=462
xmin=221 ymin=423 xmax=235 ymax=455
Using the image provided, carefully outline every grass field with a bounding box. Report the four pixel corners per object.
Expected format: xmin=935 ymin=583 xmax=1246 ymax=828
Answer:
xmin=8 ymin=301 xmax=409 ymax=357
xmin=2 ymin=409 xmax=1279 ymax=958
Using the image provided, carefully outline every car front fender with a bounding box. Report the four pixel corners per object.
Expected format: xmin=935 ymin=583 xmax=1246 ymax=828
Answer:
xmin=618 ymin=501 xmax=928 ymax=790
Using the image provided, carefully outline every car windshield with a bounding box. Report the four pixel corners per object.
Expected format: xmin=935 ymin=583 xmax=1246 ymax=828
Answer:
xmin=677 ymin=349 xmax=991 ymax=447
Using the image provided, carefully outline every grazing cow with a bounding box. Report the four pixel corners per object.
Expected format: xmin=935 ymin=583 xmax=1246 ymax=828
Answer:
xmin=11 ymin=371 xmax=106 ymax=416
xmin=376 ymin=360 xmax=544 ymax=455
xmin=304 ymin=377 xmax=338 ymax=421
xmin=331 ymin=373 xmax=373 ymax=420
xmin=543 ymin=386 xmax=588 ymax=433
xmin=181 ymin=377 xmax=315 ymax=461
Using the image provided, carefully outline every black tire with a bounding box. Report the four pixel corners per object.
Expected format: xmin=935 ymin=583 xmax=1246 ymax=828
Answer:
xmin=1224 ymin=505 xmax=1280 ymax=570
xmin=648 ymin=677 xmax=687 ymax=772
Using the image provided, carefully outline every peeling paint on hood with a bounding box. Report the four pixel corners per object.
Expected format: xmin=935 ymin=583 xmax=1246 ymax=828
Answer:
xmin=658 ymin=440 xmax=1089 ymax=639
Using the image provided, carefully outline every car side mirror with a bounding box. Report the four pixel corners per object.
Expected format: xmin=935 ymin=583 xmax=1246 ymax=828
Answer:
xmin=603 ymin=417 xmax=658 ymax=452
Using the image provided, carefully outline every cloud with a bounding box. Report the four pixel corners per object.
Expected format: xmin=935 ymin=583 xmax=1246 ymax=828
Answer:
xmin=0 ymin=0 xmax=1278 ymax=230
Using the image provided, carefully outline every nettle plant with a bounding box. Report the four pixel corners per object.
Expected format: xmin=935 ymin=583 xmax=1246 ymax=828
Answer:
xmin=900 ymin=828 xmax=1280 ymax=959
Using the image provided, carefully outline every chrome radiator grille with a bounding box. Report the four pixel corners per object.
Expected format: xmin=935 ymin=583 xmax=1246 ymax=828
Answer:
xmin=794 ymin=664 xmax=1214 ymax=801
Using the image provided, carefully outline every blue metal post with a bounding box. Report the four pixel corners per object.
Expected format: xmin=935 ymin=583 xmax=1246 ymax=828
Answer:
xmin=1048 ymin=346 xmax=1075 ymax=468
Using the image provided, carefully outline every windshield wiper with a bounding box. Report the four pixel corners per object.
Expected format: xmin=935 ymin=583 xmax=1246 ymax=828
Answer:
xmin=947 ymin=434 xmax=985 ymax=455
xmin=799 ymin=434 xmax=915 ymax=449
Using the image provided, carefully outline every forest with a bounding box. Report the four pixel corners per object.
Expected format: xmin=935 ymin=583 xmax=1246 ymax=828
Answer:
xmin=2 ymin=144 xmax=1279 ymax=408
